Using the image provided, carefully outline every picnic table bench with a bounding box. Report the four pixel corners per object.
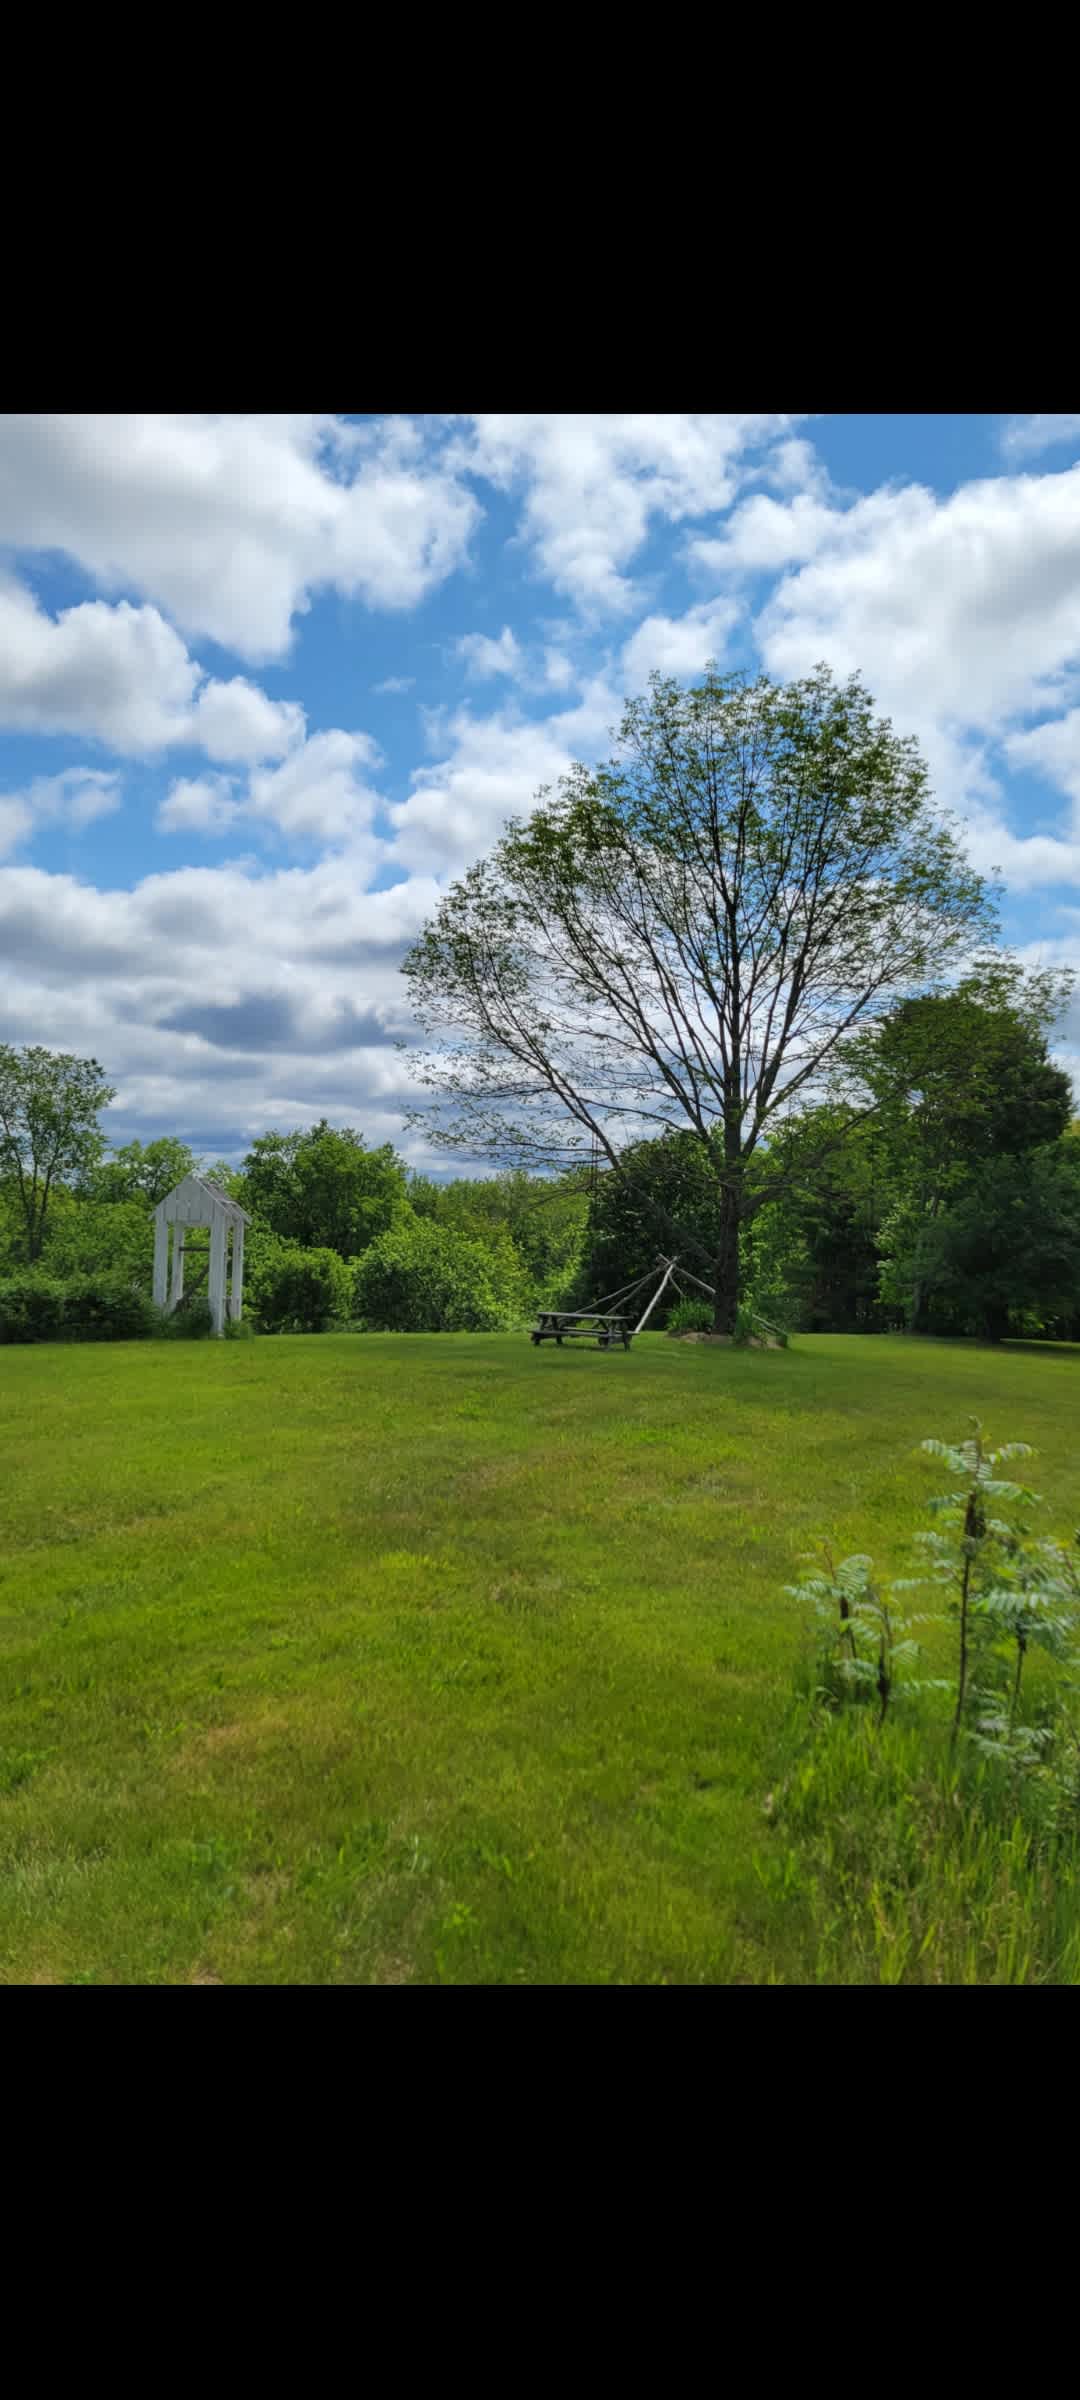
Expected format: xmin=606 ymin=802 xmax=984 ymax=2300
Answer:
xmin=531 ymin=1308 xmax=632 ymax=1350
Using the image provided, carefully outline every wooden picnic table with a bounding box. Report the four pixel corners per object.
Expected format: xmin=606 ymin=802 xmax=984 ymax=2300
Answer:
xmin=531 ymin=1309 xmax=632 ymax=1350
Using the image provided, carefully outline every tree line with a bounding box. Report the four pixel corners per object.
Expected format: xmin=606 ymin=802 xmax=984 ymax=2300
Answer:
xmin=578 ymin=962 xmax=1080 ymax=1342
xmin=0 ymin=1070 xmax=592 ymax=1333
xmin=3 ymin=660 xmax=1078 ymax=1342
xmin=2 ymin=984 xmax=1078 ymax=1341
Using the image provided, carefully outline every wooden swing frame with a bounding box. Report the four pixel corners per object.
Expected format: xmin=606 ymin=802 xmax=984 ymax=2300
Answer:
xmin=529 ymin=1254 xmax=784 ymax=1352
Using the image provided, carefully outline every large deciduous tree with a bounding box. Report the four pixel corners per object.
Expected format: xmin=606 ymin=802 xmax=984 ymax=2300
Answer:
xmin=404 ymin=665 xmax=994 ymax=1330
xmin=409 ymin=1167 xmax=589 ymax=1308
xmin=86 ymin=1136 xmax=199 ymax=1208
xmin=237 ymin=1121 xmax=408 ymax=1259
xmin=0 ymin=1046 xmax=116 ymax=1262
xmin=573 ymin=1129 xmax=726 ymax=1305
xmin=915 ymin=1142 xmax=1080 ymax=1342
xmin=858 ymin=964 xmax=1073 ymax=1185
xmin=865 ymin=964 xmax=1074 ymax=1330
xmin=761 ymin=1104 xmax=891 ymax=1332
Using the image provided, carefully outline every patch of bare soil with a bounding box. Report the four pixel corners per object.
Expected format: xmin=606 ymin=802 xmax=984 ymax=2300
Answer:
xmin=668 ymin=1331 xmax=782 ymax=1349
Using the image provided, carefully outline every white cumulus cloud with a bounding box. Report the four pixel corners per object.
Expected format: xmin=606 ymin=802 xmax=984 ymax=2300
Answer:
xmin=247 ymin=729 xmax=384 ymax=845
xmin=158 ymin=776 xmax=242 ymax=837
xmin=1006 ymin=709 xmax=1080 ymax=806
xmin=0 ymin=855 xmax=447 ymax=1159
xmin=454 ymin=626 xmax=525 ymax=680
xmin=450 ymin=414 xmax=805 ymax=613
xmin=756 ymin=467 xmax=1080 ymax=729
xmin=746 ymin=464 xmax=1080 ymax=896
xmin=0 ymin=796 xmax=33 ymax=858
xmin=0 ymin=414 xmax=481 ymax=662
xmin=188 ymin=677 xmax=305 ymax=764
xmin=0 ymin=765 xmax=122 ymax=857
xmin=0 ymin=577 xmax=307 ymax=762
xmin=621 ymin=598 xmax=740 ymax=688
xmin=159 ymin=730 xmax=386 ymax=850
xmin=1000 ymin=415 xmax=1080 ymax=459
xmin=391 ymin=676 xmax=619 ymax=875
xmin=690 ymin=490 xmax=841 ymax=579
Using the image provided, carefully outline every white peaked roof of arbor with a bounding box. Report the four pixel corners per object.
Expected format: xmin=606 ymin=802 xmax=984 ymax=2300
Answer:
xmin=152 ymin=1173 xmax=251 ymax=1226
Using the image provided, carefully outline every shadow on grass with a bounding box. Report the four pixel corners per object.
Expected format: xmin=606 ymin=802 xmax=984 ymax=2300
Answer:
xmin=894 ymin=1333 xmax=1080 ymax=1366
xmin=1001 ymin=1339 xmax=1080 ymax=1362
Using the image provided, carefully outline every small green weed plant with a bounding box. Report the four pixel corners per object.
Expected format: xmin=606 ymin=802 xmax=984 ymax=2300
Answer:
xmin=775 ymin=1420 xmax=1080 ymax=1981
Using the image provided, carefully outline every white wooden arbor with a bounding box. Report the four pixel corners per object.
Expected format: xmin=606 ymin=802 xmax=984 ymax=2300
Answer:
xmin=152 ymin=1175 xmax=250 ymax=1335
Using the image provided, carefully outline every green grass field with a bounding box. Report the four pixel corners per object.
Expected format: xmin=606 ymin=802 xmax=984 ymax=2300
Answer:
xmin=2 ymin=1331 xmax=1078 ymax=1985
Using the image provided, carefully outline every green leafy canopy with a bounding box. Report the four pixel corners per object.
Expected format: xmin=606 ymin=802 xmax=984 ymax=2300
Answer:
xmin=0 ymin=1045 xmax=116 ymax=1262
xmin=404 ymin=663 xmax=996 ymax=1329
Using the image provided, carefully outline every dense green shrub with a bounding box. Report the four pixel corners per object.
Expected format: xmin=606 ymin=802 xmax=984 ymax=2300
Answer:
xmin=250 ymin=1244 xmax=353 ymax=1332
xmin=62 ymin=1277 xmax=159 ymax=1341
xmin=409 ymin=1167 xmax=586 ymax=1308
xmin=38 ymin=1195 xmax=154 ymax=1288
xmin=0 ymin=1276 xmax=68 ymax=1342
xmin=162 ymin=1297 xmax=216 ymax=1340
xmin=664 ymin=1295 xmax=788 ymax=1343
xmin=353 ymin=1214 xmax=524 ymax=1332
xmin=0 ymin=1273 xmax=157 ymax=1342
xmin=666 ymin=1297 xmax=714 ymax=1334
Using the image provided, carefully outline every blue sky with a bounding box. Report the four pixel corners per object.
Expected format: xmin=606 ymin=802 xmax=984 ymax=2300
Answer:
xmin=2 ymin=411 xmax=1080 ymax=1164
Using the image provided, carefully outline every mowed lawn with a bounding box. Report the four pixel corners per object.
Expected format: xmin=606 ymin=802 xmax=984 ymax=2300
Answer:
xmin=2 ymin=1332 xmax=1078 ymax=1985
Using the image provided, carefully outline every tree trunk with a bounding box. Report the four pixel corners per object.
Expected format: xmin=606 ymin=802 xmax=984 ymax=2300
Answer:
xmin=713 ymin=1188 xmax=740 ymax=1333
xmin=983 ymin=1301 xmax=1009 ymax=1344
xmin=908 ymin=1278 xmax=929 ymax=1334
